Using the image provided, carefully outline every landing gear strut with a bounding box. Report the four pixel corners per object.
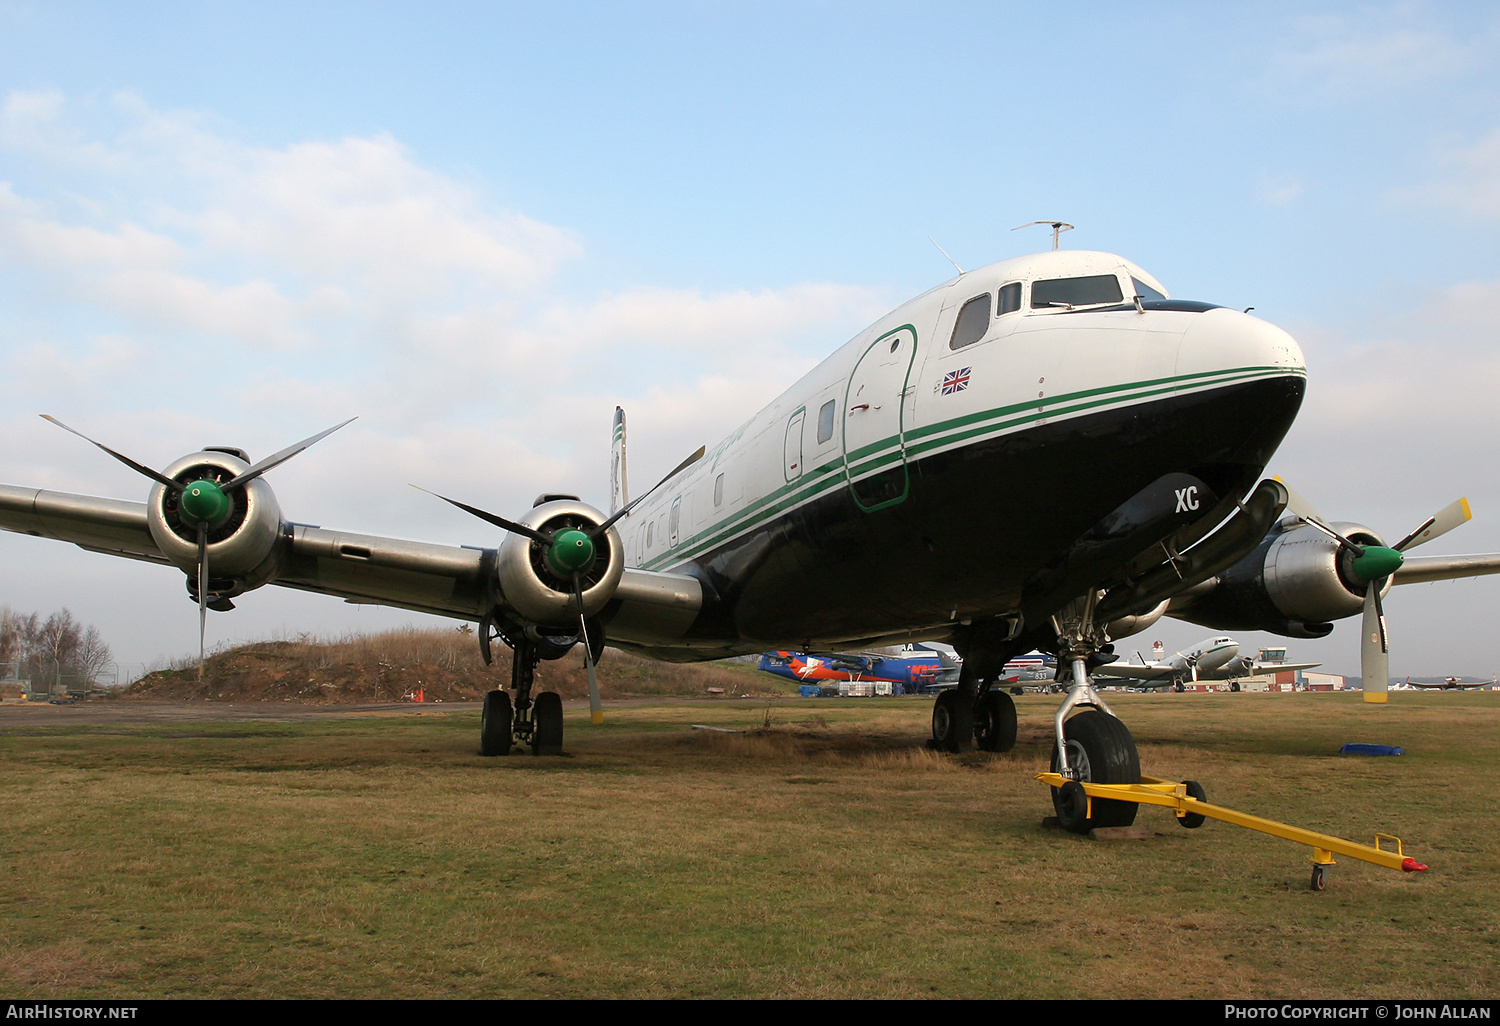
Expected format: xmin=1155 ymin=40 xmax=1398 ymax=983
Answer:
xmin=1046 ymin=592 xmax=1142 ymax=833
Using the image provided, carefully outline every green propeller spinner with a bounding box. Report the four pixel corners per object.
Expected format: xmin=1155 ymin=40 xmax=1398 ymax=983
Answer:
xmin=545 ymin=529 xmax=596 ymax=577
xmin=1349 ymin=545 xmax=1403 ymax=583
xmin=178 ymin=479 xmax=233 ymax=528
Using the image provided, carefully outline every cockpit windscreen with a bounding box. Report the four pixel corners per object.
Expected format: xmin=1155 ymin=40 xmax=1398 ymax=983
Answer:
xmin=1031 ymin=274 xmax=1124 ymax=309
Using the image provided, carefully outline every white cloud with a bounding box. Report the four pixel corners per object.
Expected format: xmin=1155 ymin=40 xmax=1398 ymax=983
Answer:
xmin=1266 ymin=7 xmax=1477 ymax=100
xmin=1256 ymin=172 xmax=1303 ymax=208
xmin=1274 ymin=278 xmax=1500 ymax=534
xmin=1396 ymin=127 xmax=1500 ymax=219
xmin=0 ymin=89 xmax=886 ymax=549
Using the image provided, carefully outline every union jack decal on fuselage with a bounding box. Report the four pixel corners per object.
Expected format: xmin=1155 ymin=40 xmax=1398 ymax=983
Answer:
xmin=942 ymin=367 xmax=971 ymax=395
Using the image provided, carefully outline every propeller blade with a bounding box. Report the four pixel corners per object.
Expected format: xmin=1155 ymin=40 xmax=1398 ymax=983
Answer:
xmin=409 ymin=485 xmax=553 ymax=545
xmin=1392 ymin=497 xmax=1472 ymax=553
xmin=572 ymin=572 xmax=604 ymax=725
xmin=590 ymin=445 xmax=706 ymax=537
xmin=1273 ymin=475 xmax=1325 ymax=525
xmin=197 ymin=521 xmax=209 ymax=680
xmin=1272 ymin=475 xmax=1365 ymax=555
xmin=1361 ymin=582 xmax=1390 ymax=704
xmin=41 ymin=415 xmax=183 ymax=492
xmin=224 ymin=417 xmax=357 ymax=488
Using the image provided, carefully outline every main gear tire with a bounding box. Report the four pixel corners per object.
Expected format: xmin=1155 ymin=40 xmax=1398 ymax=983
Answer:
xmin=1049 ymin=710 xmax=1141 ymax=833
xmin=532 ymin=690 xmax=564 ymax=755
xmin=974 ymin=690 xmax=1018 ymax=752
xmin=480 ymin=689 xmax=513 ymax=757
xmin=931 ymin=690 xmax=973 ymax=752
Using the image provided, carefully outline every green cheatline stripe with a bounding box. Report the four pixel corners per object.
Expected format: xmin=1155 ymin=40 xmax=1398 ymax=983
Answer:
xmin=842 ymin=364 xmax=1298 ymax=471
xmin=844 ymin=364 xmax=1299 ymax=463
xmin=638 ymin=364 xmax=1304 ymax=570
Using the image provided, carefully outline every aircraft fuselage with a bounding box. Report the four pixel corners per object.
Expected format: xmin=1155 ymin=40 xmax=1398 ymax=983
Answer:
xmin=614 ymin=250 xmax=1306 ymax=659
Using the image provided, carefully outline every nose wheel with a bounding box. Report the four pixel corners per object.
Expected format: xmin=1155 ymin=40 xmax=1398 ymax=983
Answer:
xmin=1049 ymin=710 xmax=1141 ymax=832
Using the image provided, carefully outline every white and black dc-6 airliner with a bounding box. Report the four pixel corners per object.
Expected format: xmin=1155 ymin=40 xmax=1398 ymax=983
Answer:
xmin=5 ymin=245 xmax=1498 ymax=832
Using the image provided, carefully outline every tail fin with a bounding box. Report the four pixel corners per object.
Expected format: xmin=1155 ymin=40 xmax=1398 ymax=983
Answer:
xmin=610 ymin=407 xmax=629 ymax=515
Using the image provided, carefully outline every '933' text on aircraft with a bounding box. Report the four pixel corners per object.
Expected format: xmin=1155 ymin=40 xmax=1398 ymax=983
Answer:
xmin=6 ymin=247 xmax=1500 ymax=832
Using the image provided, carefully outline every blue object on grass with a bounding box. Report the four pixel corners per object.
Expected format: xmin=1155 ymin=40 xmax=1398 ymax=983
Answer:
xmin=798 ymin=684 xmax=821 ymax=698
xmin=1340 ymin=743 xmax=1405 ymax=756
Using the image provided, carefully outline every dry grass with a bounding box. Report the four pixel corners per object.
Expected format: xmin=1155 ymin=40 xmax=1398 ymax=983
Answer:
xmin=1 ymin=690 xmax=1498 ymax=999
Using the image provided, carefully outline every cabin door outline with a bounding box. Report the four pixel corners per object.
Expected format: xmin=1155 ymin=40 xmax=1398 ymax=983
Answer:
xmin=842 ymin=323 xmax=918 ymax=511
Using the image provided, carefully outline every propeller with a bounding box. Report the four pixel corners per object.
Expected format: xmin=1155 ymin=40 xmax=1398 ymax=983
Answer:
xmin=44 ymin=415 xmax=356 ymax=677
xmin=414 ymin=443 xmax=705 ymax=726
xmin=1276 ymin=478 xmax=1471 ymax=703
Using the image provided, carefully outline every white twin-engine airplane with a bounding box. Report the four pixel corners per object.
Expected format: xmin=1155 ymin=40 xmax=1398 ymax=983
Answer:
xmin=1094 ymin=637 xmax=1320 ymax=688
xmin=6 ymin=247 xmax=1500 ymax=833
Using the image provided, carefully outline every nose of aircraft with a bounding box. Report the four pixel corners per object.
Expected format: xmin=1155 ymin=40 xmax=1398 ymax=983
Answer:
xmin=1181 ymin=307 xmax=1306 ymax=377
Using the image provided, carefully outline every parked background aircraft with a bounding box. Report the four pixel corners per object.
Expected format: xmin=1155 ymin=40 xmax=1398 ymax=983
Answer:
xmin=1094 ymin=637 xmax=1319 ymax=687
xmin=1399 ymin=676 xmax=1497 ymax=691
xmin=756 ymin=645 xmax=956 ymax=691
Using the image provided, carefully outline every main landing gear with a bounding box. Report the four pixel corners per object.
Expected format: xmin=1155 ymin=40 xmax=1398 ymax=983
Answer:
xmin=931 ymin=663 xmax=1018 ymax=754
xmin=478 ymin=621 xmax=566 ymax=757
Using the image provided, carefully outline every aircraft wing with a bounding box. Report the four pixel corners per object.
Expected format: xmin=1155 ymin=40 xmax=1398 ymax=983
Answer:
xmin=1094 ymin=660 xmax=1175 ymax=681
xmin=0 ymin=484 xmax=168 ymax=565
xmin=1245 ymin=661 xmax=1321 ymax=676
xmin=0 ymin=484 xmax=703 ymax=638
xmin=1394 ymin=554 xmax=1500 ymax=585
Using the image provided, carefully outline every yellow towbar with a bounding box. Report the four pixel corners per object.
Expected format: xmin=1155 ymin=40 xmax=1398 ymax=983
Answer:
xmin=1035 ymin=773 xmax=1429 ymax=890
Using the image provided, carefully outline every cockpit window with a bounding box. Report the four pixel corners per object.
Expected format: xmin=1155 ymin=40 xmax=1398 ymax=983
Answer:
xmin=1031 ymin=274 xmax=1124 ymax=310
xmin=1132 ymin=277 xmax=1165 ymax=302
xmin=998 ymin=281 xmax=1022 ymax=315
xmin=949 ymin=293 xmax=991 ymax=350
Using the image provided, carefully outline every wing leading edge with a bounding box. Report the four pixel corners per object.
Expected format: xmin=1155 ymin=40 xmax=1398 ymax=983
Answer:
xmin=0 ymin=483 xmax=702 ymax=639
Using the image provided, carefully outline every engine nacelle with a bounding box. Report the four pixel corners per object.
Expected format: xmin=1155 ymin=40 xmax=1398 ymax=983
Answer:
xmin=1170 ymin=518 xmax=1393 ymax=636
xmin=495 ymin=498 xmax=624 ymax=627
xmin=146 ymin=450 xmax=284 ymax=590
xmin=1263 ymin=521 xmax=1392 ymax=622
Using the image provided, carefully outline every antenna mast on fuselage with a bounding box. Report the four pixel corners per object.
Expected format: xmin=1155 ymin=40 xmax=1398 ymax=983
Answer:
xmin=1013 ymin=221 xmax=1075 ymax=251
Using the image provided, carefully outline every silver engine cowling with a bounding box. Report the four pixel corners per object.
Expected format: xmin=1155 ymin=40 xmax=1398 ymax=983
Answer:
xmin=146 ymin=450 xmax=284 ymax=588
xmin=495 ymin=498 xmax=624 ymax=626
xmin=1262 ymin=521 xmax=1393 ymax=623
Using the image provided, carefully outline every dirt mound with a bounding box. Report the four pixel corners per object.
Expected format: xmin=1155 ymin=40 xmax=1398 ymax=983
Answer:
xmin=119 ymin=630 xmax=777 ymax=704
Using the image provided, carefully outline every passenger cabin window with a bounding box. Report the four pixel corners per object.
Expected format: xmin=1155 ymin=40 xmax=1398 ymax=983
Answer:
xmin=948 ymin=293 xmax=991 ymax=350
xmin=1131 ymin=277 xmax=1165 ymax=302
xmin=816 ymin=399 xmax=836 ymax=444
xmin=1031 ymin=274 xmax=1123 ymax=310
xmin=714 ymin=473 xmax=724 ymax=507
xmin=998 ymin=281 xmax=1022 ymax=315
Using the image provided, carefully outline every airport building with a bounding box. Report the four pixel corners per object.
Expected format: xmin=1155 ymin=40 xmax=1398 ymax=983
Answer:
xmin=1188 ymin=669 xmax=1347 ymax=693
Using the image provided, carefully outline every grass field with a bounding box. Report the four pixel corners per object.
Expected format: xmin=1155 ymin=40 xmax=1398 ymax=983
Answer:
xmin=1 ymin=691 xmax=1497 ymax=999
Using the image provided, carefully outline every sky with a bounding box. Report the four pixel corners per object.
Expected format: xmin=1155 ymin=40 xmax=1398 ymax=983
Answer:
xmin=2 ymin=1 xmax=1500 ymax=679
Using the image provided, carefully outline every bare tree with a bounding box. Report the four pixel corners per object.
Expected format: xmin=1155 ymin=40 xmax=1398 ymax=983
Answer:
xmin=2 ymin=608 xmax=114 ymax=687
xmin=76 ymin=625 xmax=114 ymax=686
